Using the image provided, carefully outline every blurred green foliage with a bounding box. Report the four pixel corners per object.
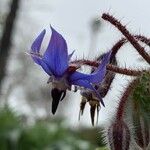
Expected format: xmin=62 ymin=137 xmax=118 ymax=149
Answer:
xmin=95 ymin=147 xmax=108 ymax=150
xmin=0 ymin=106 xmax=105 ymax=150
xmin=0 ymin=106 xmax=21 ymax=150
xmin=76 ymin=128 xmax=105 ymax=147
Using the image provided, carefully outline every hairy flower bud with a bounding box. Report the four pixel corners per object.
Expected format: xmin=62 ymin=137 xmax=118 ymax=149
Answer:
xmin=133 ymin=114 xmax=149 ymax=149
xmin=108 ymin=120 xmax=130 ymax=150
xmin=132 ymin=72 xmax=150 ymax=149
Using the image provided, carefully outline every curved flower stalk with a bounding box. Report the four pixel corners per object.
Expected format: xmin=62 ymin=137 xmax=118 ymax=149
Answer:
xmin=30 ymin=26 xmax=111 ymax=114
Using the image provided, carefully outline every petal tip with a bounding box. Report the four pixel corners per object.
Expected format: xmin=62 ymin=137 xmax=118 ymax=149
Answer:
xmin=43 ymin=25 xmax=68 ymax=76
xmin=101 ymin=101 xmax=105 ymax=107
xmin=31 ymin=29 xmax=46 ymax=52
xmin=42 ymin=29 xmax=46 ymax=34
xmin=50 ymin=25 xmax=56 ymax=33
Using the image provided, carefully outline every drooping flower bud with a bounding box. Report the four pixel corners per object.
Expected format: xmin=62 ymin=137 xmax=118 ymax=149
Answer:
xmin=133 ymin=116 xmax=149 ymax=149
xmin=107 ymin=120 xmax=130 ymax=150
xmin=132 ymin=72 xmax=150 ymax=149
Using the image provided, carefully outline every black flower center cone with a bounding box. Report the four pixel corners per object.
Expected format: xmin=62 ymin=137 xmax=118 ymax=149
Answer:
xmin=51 ymin=88 xmax=66 ymax=114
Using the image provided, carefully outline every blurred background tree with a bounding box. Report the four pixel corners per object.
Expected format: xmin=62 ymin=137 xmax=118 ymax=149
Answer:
xmin=0 ymin=0 xmax=20 ymax=89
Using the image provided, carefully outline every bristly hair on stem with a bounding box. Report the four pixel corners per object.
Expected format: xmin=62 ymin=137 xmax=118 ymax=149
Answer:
xmin=71 ymin=32 xmax=150 ymax=77
xmin=102 ymin=13 xmax=150 ymax=64
xmin=116 ymin=79 xmax=139 ymax=121
xmin=71 ymin=59 xmax=145 ymax=76
xmin=110 ymin=35 xmax=150 ymax=62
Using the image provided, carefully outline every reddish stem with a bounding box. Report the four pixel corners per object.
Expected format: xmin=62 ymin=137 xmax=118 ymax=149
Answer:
xmin=107 ymin=64 xmax=142 ymax=76
xmin=102 ymin=13 xmax=150 ymax=64
xmin=71 ymin=60 xmax=144 ymax=76
xmin=135 ymin=35 xmax=150 ymax=46
xmin=116 ymin=79 xmax=138 ymax=120
xmin=110 ymin=35 xmax=150 ymax=62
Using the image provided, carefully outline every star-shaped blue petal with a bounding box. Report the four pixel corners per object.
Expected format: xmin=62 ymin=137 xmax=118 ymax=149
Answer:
xmin=31 ymin=29 xmax=46 ymax=65
xmin=30 ymin=27 xmax=111 ymax=107
xmin=43 ymin=26 xmax=69 ymax=77
xmin=69 ymin=51 xmax=111 ymax=106
xmin=30 ymin=26 xmax=69 ymax=77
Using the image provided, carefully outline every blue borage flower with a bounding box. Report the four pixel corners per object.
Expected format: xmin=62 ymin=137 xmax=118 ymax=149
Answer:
xmin=30 ymin=26 xmax=111 ymax=114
